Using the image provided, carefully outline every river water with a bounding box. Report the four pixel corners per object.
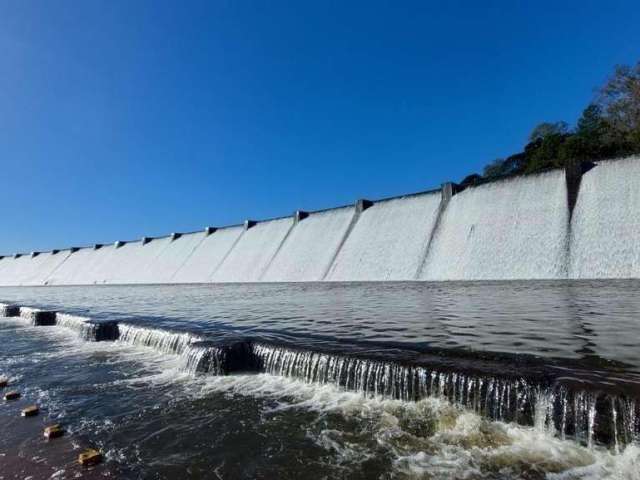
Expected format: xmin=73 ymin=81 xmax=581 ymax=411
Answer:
xmin=1 ymin=281 xmax=639 ymax=479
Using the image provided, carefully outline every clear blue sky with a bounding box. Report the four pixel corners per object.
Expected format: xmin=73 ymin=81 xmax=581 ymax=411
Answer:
xmin=1 ymin=1 xmax=639 ymax=253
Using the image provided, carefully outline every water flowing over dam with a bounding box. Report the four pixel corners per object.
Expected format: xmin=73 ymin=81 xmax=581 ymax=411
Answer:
xmin=570 ymin=157 xmax=640 ymax=279
xmin=0 ymin=156 xmax=638 ymax=284
xmin=420 ymin=170 xmax=569 ymax=280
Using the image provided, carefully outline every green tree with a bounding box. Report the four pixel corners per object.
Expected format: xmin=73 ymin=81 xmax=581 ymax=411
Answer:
xmin=576 ymin=104 xmax=606 ymax=137
xmin=528 ymin=121 xmax=569 ymax=143
xmin=483 ymin=158 xmax=507 ymax=178
xmin=598 ymin=62 xmax=640 ymax=138
xmin=525 ymin=133 xmax=567 ymax=173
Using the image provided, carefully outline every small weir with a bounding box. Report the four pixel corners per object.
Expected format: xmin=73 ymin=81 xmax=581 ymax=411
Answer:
xmin=2 ymin=302 xmax=639 ymax=450
xmin=253 ymin=342 xmax=640 ymax=449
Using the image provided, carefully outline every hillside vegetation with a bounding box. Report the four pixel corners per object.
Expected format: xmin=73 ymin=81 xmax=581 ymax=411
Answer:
xmin=463 ymin=61 xmax=640 ymax=186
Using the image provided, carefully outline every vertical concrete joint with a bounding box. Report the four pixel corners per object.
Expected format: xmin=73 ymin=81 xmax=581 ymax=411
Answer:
xmin=565 ymin=160 xmax=595 ymax=219
xmin=356 ymin=199 xmax=373 ymax=213
xmin=441 ymin=182 xmax=456 ymax=203
xmin=294 ymin=210 xmax=309 ymax=224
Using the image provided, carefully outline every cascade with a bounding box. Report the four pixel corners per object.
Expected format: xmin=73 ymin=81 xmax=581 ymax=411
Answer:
xmin=212 ymin=218 xmax=293 ymax=282
xmin=327 ymin=192 xmax=441 ymax=281
xmin=570 ymin=156 xmax=640 ymax=278
xmin=262 ymin=207 xmax=355 ymax=282
xmin=172 ymin=226 xmax=244 ymax=283
xmin=421 ymin=170 xmax=569 ymax=280
xmin=251 ymin=342 xmax=639 ymax=447
xmin=45 ymin=245 xmax=117 ymax=285
xmin=116 ymin=323 xmax=201 ymax=355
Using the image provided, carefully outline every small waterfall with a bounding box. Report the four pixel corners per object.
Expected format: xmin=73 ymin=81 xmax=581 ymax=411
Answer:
xmin=251 ymin=343 xmax=640 ymax=447
xmin=0 ymin=303 xmax=20 ymax=317
xmin=6 ymin=300 xmax=640 ymax=449
xmin=116 ymin=323 xmax=201 ymax=355
xmin=114 ymin=324 xmax=253 ymax=376
xmin=56 ymin=313 xmax=92 ymax=337
xmin=55 ymin=313 xmax=119 ymax=341
xmin=184 ymin=341 xmax=254 ymax=375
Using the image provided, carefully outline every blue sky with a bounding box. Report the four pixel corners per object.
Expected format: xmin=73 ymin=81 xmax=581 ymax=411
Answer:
xmin=1 ymin=1 xmax=639 ymax=253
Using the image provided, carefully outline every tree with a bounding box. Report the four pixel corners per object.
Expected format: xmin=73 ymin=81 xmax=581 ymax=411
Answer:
xmin=525 ymin=133 xmax=568 ymax=173
xmin=474 ymin=60 xmax=640 ymax=183
xmin=598 ymin=62 xmax=640 ymax=136
xmin=576 ymin=104 xmax=606 ymax=138
xmin=483 ymin=158 xmax=507 ymax=178
xmin=528 ymin=121 xmax=569 ymax=143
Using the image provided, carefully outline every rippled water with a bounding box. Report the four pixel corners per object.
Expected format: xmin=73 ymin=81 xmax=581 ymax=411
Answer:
xmin=1 ymin=281 xmax=639 ymax=368
xmin=1 ymin=281 xmax=640 ymax=478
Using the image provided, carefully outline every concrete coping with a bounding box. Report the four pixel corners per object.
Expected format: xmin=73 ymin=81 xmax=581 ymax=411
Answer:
xmin=14 ymin=253 xmax=23 ymax=259
xmin=93 ymin=244 xmax=103 ymax=250
xmin=70 ymin=247 xmax=80 ymax=253
xmin=31 ymin=251 xmax=40 ymax=258
xmin=244 ymin=220 xmax=257 ymax=230
xmin=114 ymin=241 xmax=126 ymax=248
xmin=171 ymin=233 xmax=182 ymax=241
xmin=51 ymin=249 xmax=60 ymax=255
xmin=141 ymin=236 xmax=152 ymax=245
xmin=205 ymin=226 xmax=217 ymax=236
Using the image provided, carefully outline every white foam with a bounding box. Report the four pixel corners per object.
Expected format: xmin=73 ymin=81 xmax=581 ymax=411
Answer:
xmin=172 ymin=226 xmax=243 ymax=283
xmin=212 ymin=218 xmax=293 ymax=282
xmin=262 ymin=207 xmax=355 ymax=281
xmin=327 ymin=193 xmax=441 ymax=280
xmin=141 ymin=233 xmax=206 ymax=283
xmin=101 ymin=238 xmax=174 ymax=284
xmin=0 ymin=251 xmax=70 ymax=286
xmin=570 ymin=157 xmax=640 ymax=279
xmin=187 ymin=373 xmax=640 ymax=479
xmin=45 ymin=246 xmax=117 ymax=285
xmin=422 ymin=170 xmax=569 ymax=280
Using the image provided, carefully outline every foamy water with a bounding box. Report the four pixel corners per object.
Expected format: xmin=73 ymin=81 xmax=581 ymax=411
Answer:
xmin=2 ymin=317 xmax=639 ymax=479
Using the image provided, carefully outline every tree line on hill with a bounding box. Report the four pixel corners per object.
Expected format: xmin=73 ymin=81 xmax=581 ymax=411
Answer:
xmin=461 ymin=61 xmax=640 ymax=186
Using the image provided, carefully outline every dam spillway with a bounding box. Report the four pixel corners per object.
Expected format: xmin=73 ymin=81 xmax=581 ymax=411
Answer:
xmin=0 ymin=155 xmax=639 ymax=285
xmin=419 ymin=170 xmax=569 ymax=280
xmin=569 ymin=157 xmax=640 ymax=279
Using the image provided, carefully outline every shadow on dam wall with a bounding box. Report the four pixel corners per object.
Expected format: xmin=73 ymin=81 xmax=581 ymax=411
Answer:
xmin=0 ymin=155 xmax=639 ymax=285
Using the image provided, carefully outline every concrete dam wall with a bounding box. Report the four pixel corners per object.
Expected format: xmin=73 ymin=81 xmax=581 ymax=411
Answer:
xmin=0 ymin=156 xmax=638 ymax=285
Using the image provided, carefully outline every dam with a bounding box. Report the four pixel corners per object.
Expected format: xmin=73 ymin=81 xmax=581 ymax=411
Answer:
xmin=1 ymin=156 xmax=639 ymax=285
xmin=2 ymin=156 xmax=640 ymax=479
